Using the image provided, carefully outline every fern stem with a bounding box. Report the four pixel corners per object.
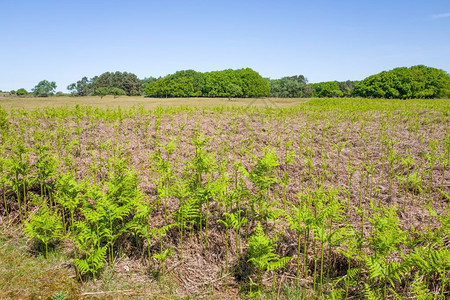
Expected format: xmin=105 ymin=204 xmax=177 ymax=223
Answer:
xmin=303 ymin=229 xmax=309 ymax=278
xmin=319 ymin=240 xmax=324 ymax=295
xmin=2 ymin=183 xmax=8 ymax=220
xmin=147 ymin=240 xmax=151 ymax=268
xmin=16 ymin=175 xmax=22 ymax=221
xmin=225 ymin=229 xmax=229 ymax=273
xmin=23 ymin=179 xmax=27 ymax=218
xmin=179 ymin=228 xmax=183 ymax=262
xmin=205 ymin=198 xmax=209 ymax=250
xmin=442 ymin=267 xmax=446 ymax=299
xmin=345 ymin=259 xmax=350 ymax=300
xmin=296 ymin=231 xmax=301 ymax=284
xmin=164 ymin=184 xmax=168 ymax=222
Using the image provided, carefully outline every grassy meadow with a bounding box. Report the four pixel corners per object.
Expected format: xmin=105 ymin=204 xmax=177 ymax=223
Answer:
xmin=0 ymin=95 xmax=306 ymax=111
xmin=0 ymin=97 xmax=449 ymax=299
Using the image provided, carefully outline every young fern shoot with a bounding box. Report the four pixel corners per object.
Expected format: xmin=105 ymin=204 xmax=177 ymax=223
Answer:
xmin=247 ymin=222 xmax=292 ymax=291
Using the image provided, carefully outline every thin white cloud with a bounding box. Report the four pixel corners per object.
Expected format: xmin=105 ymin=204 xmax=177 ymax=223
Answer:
xmin=432 ymin=13 xmax=450 ymax=19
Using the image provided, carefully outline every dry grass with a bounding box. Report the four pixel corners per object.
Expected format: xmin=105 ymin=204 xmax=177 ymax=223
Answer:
xmin=0 ymin=223 xmax=200 ymax=299
xmin=0 ymin=225 xmax=79 ymax=299
xmin=0 ymin=95 xmax=307 ymax=111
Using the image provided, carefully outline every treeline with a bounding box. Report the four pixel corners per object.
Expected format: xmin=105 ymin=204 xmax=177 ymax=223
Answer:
xmin=268 ymin=75 xmax=312 ymax=97
xmin=354 ymin=65 xmax=450 ymax=98
xmin=144 ymin=71 xmax=357 ymax=98
xmin=268 ymin=65 xmax=450 ymax=98
xmin=65 ymin=65 xmax=450 ymax=99
xmin=6 ymin=65 xmax=450 ymax=99
xmin=145 ymin=68 xmax=270 ymax=97
xmin=66 ymin=68 xmax=270 ymax=98
xmin=5 ymin=72 xmax=153 ymax=98
xmin=267 ymin=77 xmax=357 ymax=98
xmin=67 ymin=71 xmax=154 ymax=97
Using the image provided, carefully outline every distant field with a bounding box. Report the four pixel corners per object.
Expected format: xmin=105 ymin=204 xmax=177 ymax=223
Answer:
xmin=0 ymin=95 xmax=307 ymax=110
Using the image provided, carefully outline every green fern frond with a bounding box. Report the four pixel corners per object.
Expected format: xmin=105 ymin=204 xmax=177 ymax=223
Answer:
xmin=23 ymin=204 xmax=64 ymax=258
xmin=266 ymin=256 xmax=292 ymax=271
xmin=247 ymin=222 xmax=290 ymax=275
xmin=366 ymin=257 xmax=386 ymax=279
xmin=364 ymin=283 xmax=380 ymax=300
xmin=411 ymin=274 xmax=433 ymax=300
xmin=153 ymin=248 xmax=173 ymax=262
xmin=73 ymin=245 xmax=107 ymax=277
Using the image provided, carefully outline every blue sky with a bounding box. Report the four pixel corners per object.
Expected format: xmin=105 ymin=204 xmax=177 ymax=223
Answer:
xmin=1 ymin=0 xmax=449 ymax=92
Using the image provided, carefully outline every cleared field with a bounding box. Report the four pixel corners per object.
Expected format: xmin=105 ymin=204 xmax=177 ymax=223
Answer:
xmin=0 ymin=95 xmax=306 ymax=110
xmin=0 ymin=98 xmax=449 ymax=299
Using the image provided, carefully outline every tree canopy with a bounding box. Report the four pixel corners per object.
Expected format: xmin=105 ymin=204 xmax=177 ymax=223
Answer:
xmin=353 ymin=65 xmax=450 ymax=99
xmin=67 ymin=76 xmax=94 ymax=96
xmin=30 ymin=65 xmax=450 ymax=99
xmin=68 ymin=72 xmax=142 ymax=96
xmin=144 ymin=68 xmax=270 ymax=98
xmin=268 ymin=75 xmax=309 ymax=98
xmin=267 ymin=77 xmax=356 ymax=98
xmin=95 ymin=87 xmax=110 ymax=99
xmin=94 ymin=71 xmax=141 ymax=96
xmin=337 ymin=80 xmax=357 ymax=97
xmin=16 ymin=88 xmax=28 ymax=96
xmin=32 ymin=80 xmax=57 ymax=97
xmin=311 ymin=81 xmax=344 ymax=98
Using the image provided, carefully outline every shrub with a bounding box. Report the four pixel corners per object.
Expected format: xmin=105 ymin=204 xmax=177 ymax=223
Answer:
xmin=16 ymin=88 xmax=28 ymax=96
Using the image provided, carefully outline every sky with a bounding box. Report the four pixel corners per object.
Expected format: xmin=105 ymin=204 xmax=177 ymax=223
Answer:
xmin=1 ymin=0 xmax=450 ymax=92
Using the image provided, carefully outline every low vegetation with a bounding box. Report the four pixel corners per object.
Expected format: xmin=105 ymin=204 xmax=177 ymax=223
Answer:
xmin=0 ymin=98 xmax=449 ymax=299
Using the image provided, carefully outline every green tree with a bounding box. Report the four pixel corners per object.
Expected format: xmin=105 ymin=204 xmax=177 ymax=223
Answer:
xmin=302 ymin=84 xmax=314 ymax=97
xmin=95 ymin=87 xmax=110 ymax=98
xmin=237 ymin=68 xmax=270 ymax=97
xmin=337 ymin=80 xmax=357 ymax=97
xmin=140 ymin=77 xmax=156 ymax=95
xmin=269 ymin=75 xmax=308 ymax=97
xmin=16 ymin=88 xmax=28 ymax=96
xmin=312 ymin=81 xmax=344 ymax=97
xmin=354 ymin=65 xmax=450 ymax=98
xmin=67 ymin=76 xmax=93 ymax=96
xmin=93 ymin=71 xmax=141 ymax=96
xmin=145 ymin=68 xmax=269 ymax=98
xmin=32 ymin=80 xmax=57 ymax=97
xmin=203 ymin=69 xmax=237 ymax=97
xmin=110 ymin=87 xmax=126 ymax=98
xmin=69 ymin=72 xmax=143 ymax=96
